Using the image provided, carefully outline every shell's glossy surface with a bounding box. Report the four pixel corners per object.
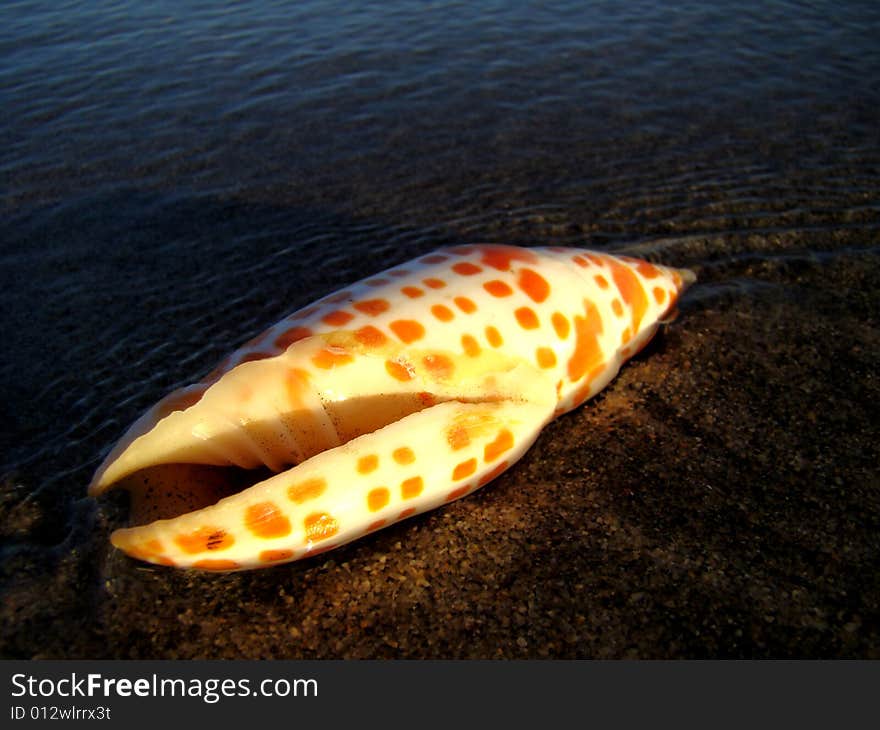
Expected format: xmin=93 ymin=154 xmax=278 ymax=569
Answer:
xmin=91 ymin=245 xmax=694 ymax=570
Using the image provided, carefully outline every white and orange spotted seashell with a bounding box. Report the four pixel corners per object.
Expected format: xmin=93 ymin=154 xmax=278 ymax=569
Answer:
xmin=89 ymin=245 xmax=694 ymax=571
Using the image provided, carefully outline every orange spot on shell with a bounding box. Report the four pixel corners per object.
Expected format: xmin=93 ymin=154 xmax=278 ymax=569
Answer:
xmin=551 ymin=312 xmax=570 ymax=339
xmin=292 ymin=305 xmax=319 ymax=320
xmin=637 ymin=261 xmax=661 ymax=279
xmin=518 ymin=268 xmax=551 ymax=303
xmin=353 ymin=298 xmax=391 ymax=316
xmin=366 ymin=518 xmax=386 ymax=533
xmin=423 ymin=277 xmax=446 ymax=289
xmin=260 ymin=549 xmax=294 ymax=563
xmin=401 ymin=286 xmax=424 ymax=298
xmin=245 ymin=501 xmax=292 ymax=539
xmin=390 ymin=319 xmax=425 ymax=343
xmin=304 ymin=512 xmax=339 ymax=542
xmin=653 ymin=286 xmax=667 ymax=305
xmin=484 ymin=428 xmax=514 ymax=462
xmin=431 ymin=304 xmax=454 ymax=322
xmin=594 ymin=274 xmax=610 ymax=289
xmin=461 ymin=334 xmax=481 ymax=357
xmin=367 ymin=487 xmax=390 ymax=512
xmin=422 ymin=254 xmax=449 ymax=264
xmin=312 ymin=347 xmax=354 ymax=369
xmin=358 ymin=454 xmax=379 ymax=474
xmin=393 ymin=447 xmax=416 ymax=465
xmin=398 ymin=507 xmax=417 ymax=519
xmin=453 ymin=458 xmax=477 ymax=481
xmin=612 ymin=299 xmax=624 ymax=317
xmin=446 ymin=485 xmax=471 ymax=501
xmin=478 ymin=460 xmax=510 ymax=487
xmin=285 ymin=367 xmax=311 ymax=406
xmin=589 ymin=361 xmax=608 ymax=381
xmin=452 ymin=261 xmax=483 ymax=276
xmin=127 ymin=539 xmax=174 ymax=566
xmin=568 ymin=300 xmax=605 ymax=382
xmin=275 ymin=326 xmax=313 ymax=349
xmin=322 ymin=309 xmax=354 ymax=326
xmin=354 ymin=325 xmax=389 ymax=347
xmin=454 ymin=296 xmax=477 ymax=313
xmin=288 ymin=476 xmax=327 ymax=504
xmin=365 ymin=277 xmax=389 ymax=287
xmin=536 ymin=347 xmax=557 ymax=369
xmin=484 ymin=279 xmax=513 ymax=297
xmin=238 ymin=382 xmax=254 ymax=402
xmin=515 ymin=306 xmax=540 ymax=330
xmin=142 ymin=539 xmax=164 ymax=555
xmin=447 ymin=424 xmax=471 ymax=451
xmin=401 ymin=476 xmax=424 ymax=499
xmin=389 ymin=269 xmax=410 ymax=278
xmin=609 ymin=258 xmax=649 ymax=334
xmin=385 ymin=359 xmax=414 ymax=381
xmin=479 ymin=244 xmax=539 ymax=272
xmin=571 ymin=362 xmax=609 ymax=407
xmin=175 ymin=527 xmax=233 ymax=554
xmin=327 ymin=290 xmax=353 ymax=304
xmin=423 ymin=353 xmax=454 ymax=379
xmin=192 ymin=559 xmax=240 ymax=571
xmin=485 ymin=326 xmax=503 ymax=348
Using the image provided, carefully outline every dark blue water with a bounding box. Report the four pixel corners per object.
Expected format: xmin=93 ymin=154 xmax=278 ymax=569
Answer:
xmin=4 ymin=0 xmax=878 ymax=210
xmin=2 ymin=0 xmax=879 ymax=558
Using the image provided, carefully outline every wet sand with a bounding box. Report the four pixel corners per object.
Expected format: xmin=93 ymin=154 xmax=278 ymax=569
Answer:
xmin=2 ymin=231 xmax=878 ymax=659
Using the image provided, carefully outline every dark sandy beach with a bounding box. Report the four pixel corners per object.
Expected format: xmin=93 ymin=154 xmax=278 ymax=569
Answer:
xmin=2 ymin=0 xmax=879 ymax=658
xmin=3 ymin=211 xmax=878 ymax=659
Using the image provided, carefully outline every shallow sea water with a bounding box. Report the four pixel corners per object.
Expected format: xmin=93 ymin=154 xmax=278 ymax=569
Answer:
xmin=2 ymin=0 xmax=879 ymax=658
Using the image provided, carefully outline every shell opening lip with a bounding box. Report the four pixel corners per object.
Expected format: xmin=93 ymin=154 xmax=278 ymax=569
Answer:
xmin=90 ymin=388 xmax=514 ymax=527
xmin=112 ymin=462 xmax=277 ymax=528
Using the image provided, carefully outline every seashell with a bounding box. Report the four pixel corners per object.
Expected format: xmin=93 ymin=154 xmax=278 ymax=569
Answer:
xmin=89 ymin=245 xmax=694 ymax=570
